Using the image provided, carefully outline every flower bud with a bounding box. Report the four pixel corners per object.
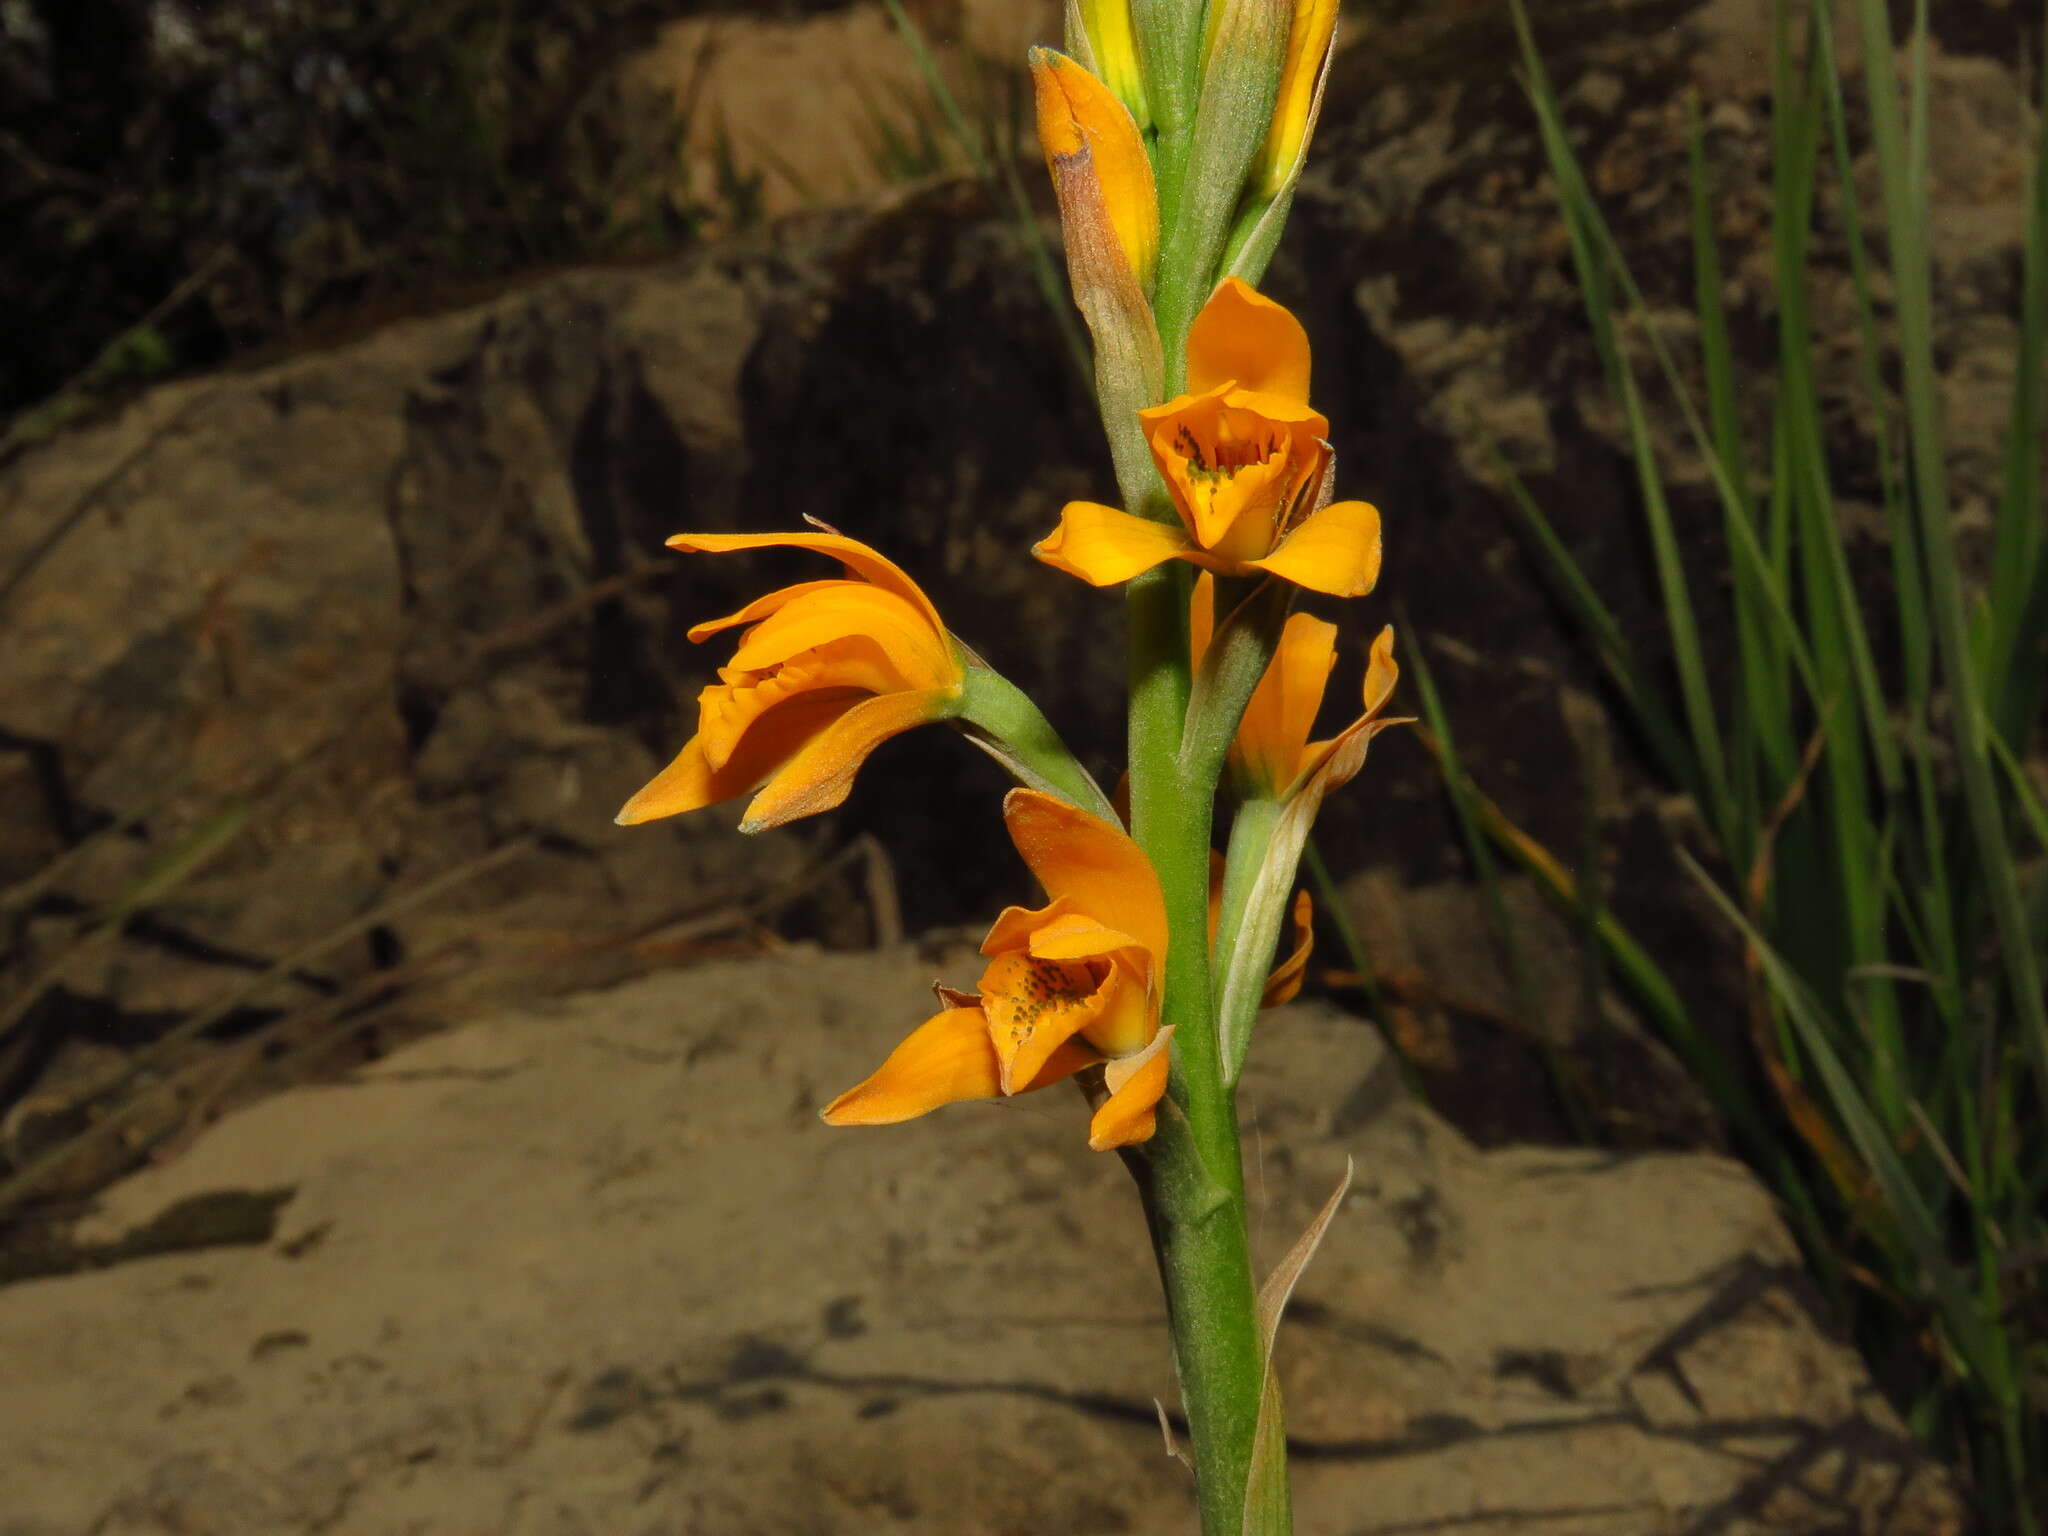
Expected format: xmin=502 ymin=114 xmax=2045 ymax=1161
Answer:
xmin=1065 ymin=0 xmax=1152 ymax=131
xmin=1031 ymin=46 xmax=1165 ymax=505
xmin=1254 ymin=0 xmax=1339 ymax=201
xmin=1222 ymin=0 xmax=1342 ymax=285
xmin=1032 ymin=47 xmax=1159 ymax=291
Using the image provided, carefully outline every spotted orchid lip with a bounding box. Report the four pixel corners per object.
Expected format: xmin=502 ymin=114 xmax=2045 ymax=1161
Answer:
xmin=819 ymin=791 xmax=1177 ymax=1151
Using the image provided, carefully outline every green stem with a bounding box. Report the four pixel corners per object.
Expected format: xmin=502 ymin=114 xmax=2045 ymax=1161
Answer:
xmin=1124 ymin=564 xmax=1272 ymax=1532
xmin=1135 ymin=1105 xmax=1267 ymax=1531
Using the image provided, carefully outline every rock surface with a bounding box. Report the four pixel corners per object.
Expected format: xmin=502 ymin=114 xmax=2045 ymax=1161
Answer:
xmin=0 ymin=949 xmax=1964 ymax=1534
xmin=634 ymin=0 xmax=1061 ymax=223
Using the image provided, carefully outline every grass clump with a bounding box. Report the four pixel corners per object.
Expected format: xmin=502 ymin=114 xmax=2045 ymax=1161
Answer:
xmin=1485 ymin=0 xmax=2048 ymax=1522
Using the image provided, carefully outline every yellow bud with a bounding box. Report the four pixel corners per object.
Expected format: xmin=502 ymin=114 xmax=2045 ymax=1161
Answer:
xmin=1254 ymin=0 xmax=1340 ymax=199
xmin=1067 ymin=0 xmax=1152 ymax=131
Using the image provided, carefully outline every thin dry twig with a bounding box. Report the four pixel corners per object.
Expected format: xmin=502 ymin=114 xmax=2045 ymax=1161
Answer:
xmin=148 ymin=944 xmax=484 ymax=1163
xmin=0 ymin=839 xmax=535 ymax=1216
xmin=0 ymin=386 xmax=222 ymax=619
xmin=857 ymin=832 xmax=904 ymax=948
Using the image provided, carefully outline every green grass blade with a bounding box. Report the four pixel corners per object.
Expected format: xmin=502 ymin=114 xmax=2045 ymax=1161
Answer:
xmin=1681 ymin=851 xmax=2013 ymax=1404
xmin=1990 ymin=26 xmax=2048 ymax=741
xmin=1300 ymin=841 xmax=1432 ymax=1101
xmin=1406 ymin=624 xmax=1593 ymax=1140
xmin=1851 ymin=0 xmax=2048 ymax=1124
xmin=1758 ymin=20 xmax=1912 ymax=1130
xmin=1691 ymin=103 xmax=1789 ymax=840
xmin=1510 ymin=5 xmax=1734 ymax=844
xmin=1483 ymin=442 xmax=1702 ymax=799
xmin=1989 ymin=728 xmax=2048 ymax=866
xmin=1514 ymin=2 xmax=1831 ymax=756
xmin=1774 ymin=21 xmax=1902 ymax=799
xmin=1809 ymin=7 xmax=1954 ymax=1007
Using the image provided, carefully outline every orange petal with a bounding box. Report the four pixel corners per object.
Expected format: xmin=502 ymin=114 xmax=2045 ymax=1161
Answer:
xmin=821 ymin=1006 xmax=1001 ymax=1125
xmin=1361 ymin=623 xmax=1399 ymax=717
xmin=979 ymin=949 xmax=1112 ymax=1095
xmin=1020 ymin=1040 xmax=1107 ymax=1089
xmin=1174 ymin=444 xmax=1296 ymax=555
xmin=739 ymin=686 xmax=958 ymax=832
xmin=727 ymin=586 xmax=959 ymax=692
xmin=1260 ymin=889 xmax=1314 ymax=1008
xmin=616 ymin=690 xmax=856 ymax=826
xmin=1077 ymin=958 xmax=1155 ymax=1057
xmin=694 ymin=658 xmax=871 ymax=774
xmin=1031 ymin=48 xmax=1158 ymax=288
xmin=686 ymin=580 xmax=845 ymax=644
xmin=981 ymin=897 xmax=1075 ymax=959
xmin=666 ymin=531 xmax=946 ymax=639
xmin=1034 ymin=502 xmax=1193 ymax=587
xmin=1138 ymin=389 xmax=1328 ymax=559
xmin=821 ymin=1007 xmax=1100 ymax=1127
xmin=1186 ymin=277 xmax=1312 ymax=403
xmin=1296 ymin=628 xmax=1403 ymax=799
xmin=1088 ymin=1026 xmax=1173 ymax=1150
xmin=1003 ymin=789 xmax=1168 ymax=966
xmin=1247 ymin=499 xmax=1382 ymax=597
xmin=1028 ymin=911 xmax=1145 ymax=962
xmin=1234 ymin=610 xmax=1338 ymax=795
xmin=1209 ymin=387 xmax=1326 ymax=428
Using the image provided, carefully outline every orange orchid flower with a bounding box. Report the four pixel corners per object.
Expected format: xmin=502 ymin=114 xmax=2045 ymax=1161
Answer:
xmin=1034 ymin=277 xmax=1383 ymax=597
xmin=616 ymin=531 xmax=965 ymax=834
xmin=1190 ymin=573 xmax=1401 ymax=802
xmin=823 ymin=789 xmax=1174 ymax=1151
